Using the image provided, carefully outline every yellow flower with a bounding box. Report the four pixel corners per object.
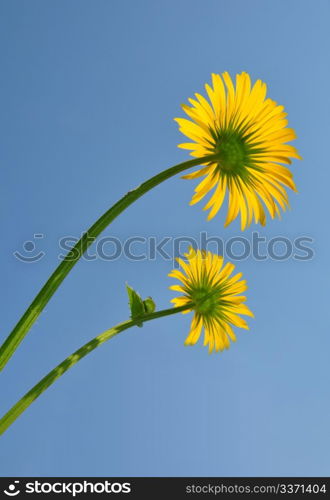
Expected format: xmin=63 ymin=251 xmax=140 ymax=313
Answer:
xmin=175 ymin=72 xmax=301 ymax=229
xmin=169 ymin=247 xmax=253 ymax=353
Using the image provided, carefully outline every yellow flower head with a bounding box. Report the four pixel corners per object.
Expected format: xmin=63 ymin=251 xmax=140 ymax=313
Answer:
xmin=169 ymin=247 xmax=253 ymax=353
xmin=175 ymin=72 xmax=301 ymax=229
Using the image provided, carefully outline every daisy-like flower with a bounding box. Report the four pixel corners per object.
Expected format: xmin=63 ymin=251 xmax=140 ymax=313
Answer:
xmin=169 ymin=247 xmax=253 ymax=353
xmin=175 ymin=72 xmax=301 ymax=229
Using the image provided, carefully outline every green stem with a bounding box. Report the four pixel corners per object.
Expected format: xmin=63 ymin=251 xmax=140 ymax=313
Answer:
xmin=0 ymin=304 xmax=190 ymax=436
xmin=0 ymin=154 xmax=218 ymax=371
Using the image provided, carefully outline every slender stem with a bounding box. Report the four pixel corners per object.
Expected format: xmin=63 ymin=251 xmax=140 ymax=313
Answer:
xmin=0 ymin=154 xmax=218 ymax=371
xmin=0 ymin=304 xmax=190 ymax=436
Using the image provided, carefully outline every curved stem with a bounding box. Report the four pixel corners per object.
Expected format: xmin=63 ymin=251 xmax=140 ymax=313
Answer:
xmin=0 ymin=304 xmax=190 ymax=436
xmin=0 ymin=154 xmax=218 ymax=371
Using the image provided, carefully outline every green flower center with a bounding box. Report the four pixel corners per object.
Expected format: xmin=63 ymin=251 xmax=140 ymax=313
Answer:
xmin=191 ymin=287 xmax=219 ymax=316
xmin=215 ymin=132 xmax=248 ymax=178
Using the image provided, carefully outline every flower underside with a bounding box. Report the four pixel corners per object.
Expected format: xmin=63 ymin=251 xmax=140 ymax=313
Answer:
xmin=176 ymin=72 xmax=301 ymax=229
xmin=169 ymin=248 xmax=253 ymax=353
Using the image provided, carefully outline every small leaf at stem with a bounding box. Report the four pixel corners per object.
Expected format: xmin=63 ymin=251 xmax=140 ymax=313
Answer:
xmin=126 ymin=284 xmax=145 ymax=326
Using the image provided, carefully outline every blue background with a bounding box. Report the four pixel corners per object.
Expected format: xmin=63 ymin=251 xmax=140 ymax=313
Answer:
xmin=1 ymin=0 xmax=329 ymax=476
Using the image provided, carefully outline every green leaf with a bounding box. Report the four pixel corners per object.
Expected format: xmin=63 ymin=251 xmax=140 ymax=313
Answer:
xmin=126 ymin=284 xmax=145 ymax=326
xmin=143 ymin=297 xmax=156 ymax=314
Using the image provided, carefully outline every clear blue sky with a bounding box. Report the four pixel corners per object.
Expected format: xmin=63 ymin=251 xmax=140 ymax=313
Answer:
xmin=1 ymin=0 xmax=329 ymax=476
